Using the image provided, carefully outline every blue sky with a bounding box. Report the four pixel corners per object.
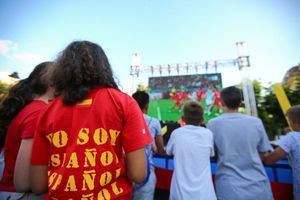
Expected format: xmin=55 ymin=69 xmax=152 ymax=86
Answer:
xmin=0 ymin=0 xmax=299 ymax=93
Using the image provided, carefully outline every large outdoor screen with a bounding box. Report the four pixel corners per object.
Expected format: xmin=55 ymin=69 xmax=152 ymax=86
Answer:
xmin=148 ymin=73 xmax=223 ymax=122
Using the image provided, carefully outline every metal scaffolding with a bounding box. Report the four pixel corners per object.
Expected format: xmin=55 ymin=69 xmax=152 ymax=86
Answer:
xmin=130 ymin=42 xmax=258 ymax=117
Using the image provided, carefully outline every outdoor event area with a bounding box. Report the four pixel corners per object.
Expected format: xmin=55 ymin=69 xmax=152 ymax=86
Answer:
xmin=0 ymin=0 xmax=299 ymax=200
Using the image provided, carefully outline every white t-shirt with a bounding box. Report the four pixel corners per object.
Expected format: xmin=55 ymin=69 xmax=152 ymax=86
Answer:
xmin=166 ymin=125 xmax=216 ymax=200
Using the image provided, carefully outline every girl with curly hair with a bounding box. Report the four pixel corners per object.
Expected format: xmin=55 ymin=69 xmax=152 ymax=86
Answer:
xmin=30 ymin=41 xmax=152 ymax=199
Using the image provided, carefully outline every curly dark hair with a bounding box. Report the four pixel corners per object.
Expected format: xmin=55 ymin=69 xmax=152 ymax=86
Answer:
xmin=0 ymin=62 xmax=52 ymax=148
xmin=51 ymin=41 xmax=119 ymax=105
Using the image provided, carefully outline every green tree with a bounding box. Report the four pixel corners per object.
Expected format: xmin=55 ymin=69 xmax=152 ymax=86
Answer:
xmin=258 ymin=81 xmax=300 ymax=140
xmin=0 ymin=81 xmax=9 ymax=101
xmin=136 ymin=83 xmax=148 ymax=92
xmin=239 ymin=80 xmax=299 ymax=140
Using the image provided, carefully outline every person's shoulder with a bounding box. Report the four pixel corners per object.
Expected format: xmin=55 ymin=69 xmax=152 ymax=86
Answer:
xmin=208 ymin=117 xmax=219 ymax=123
xmin=277 ymin=131 xmax=300 ymax=149
xmin=199 ymin=126 xmax=214 ymax=136
xmin=171 ymin=126 xmax=185 ymax=136
xmin=149 ymin=116 xmax=160 ymax=124
xmin=286 ymin=131 xmax=300 ymax=139
xmin=144 ymin=114 xmax=158 ymax=125
xmin=96 ymin=87 xmax=134 ymax=105
xmin=17 ymin=100 xmax=48 ymax=120
xmin=36 ymin=97 xmax=67 ymax=121
xmin=207 ymin=115 xmax=224 ymax=125
xmin=287 ymin=131 xmax=300 ymax=134
xmin=24 ymin=100 xmax=47 ymax=112
xmin=241 ymin=114 xmax=260 ymax=120
xmin=173 ymin=126 xmax=184 ymax=133
xmin=45 ymin=96 xmax=64 ymax=110
xmin=97 ymin=87 xmax=128 ymax=97
xmin=150 ymin=117 xmax=162 ymax=130
xmin=240 ymin=114 xmax=263 ymax=124
xmin=29 ymin=99 xmax=47 ymax=107
xmin=181 ymin=125 xmax=206 ymax=134
xmin=201 ymin=126 xmax=213 ymax=133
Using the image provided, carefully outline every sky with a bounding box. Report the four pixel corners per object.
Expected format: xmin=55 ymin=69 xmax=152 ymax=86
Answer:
xmin=0 ymin=0 xmax=299 ymax=93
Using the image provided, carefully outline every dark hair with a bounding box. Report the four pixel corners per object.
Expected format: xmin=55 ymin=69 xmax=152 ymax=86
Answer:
xmin=0 ymin=62 xmax=52 ymax=148
xmin=220 ymin=86 xmax=242 ymax=109
xmin=183 ymin=101 xmax=203 ymax=125
xmin=51 ymin=41 xmax=118 ymax=105
xmin=286 ymin=105 xmax=300 ymax=125
xmin=132 ymin=91 xmax=150 ymax=110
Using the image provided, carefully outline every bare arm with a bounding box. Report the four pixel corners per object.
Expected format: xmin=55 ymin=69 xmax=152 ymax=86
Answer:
xmin=125 ymin=148 xmax=147 ymax=184
xmin=262 ymin=147 xmax=288 ymax=165
xmin=30 ymin=165 xmax=48 ymax=194
xmin=14 ymin=139 xmax=33 ymax=192
xmin=259 ymin=152 xmax=268 ymax=162
xmin=155 ymin=135 xmax=165 ymax=156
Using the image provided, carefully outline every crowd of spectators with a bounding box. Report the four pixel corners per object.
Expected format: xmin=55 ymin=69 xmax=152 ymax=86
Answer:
xmin=0 ymin=40 xmax=299 ymax=200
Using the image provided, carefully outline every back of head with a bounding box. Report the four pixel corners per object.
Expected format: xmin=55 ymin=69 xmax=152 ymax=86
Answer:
xmin=286 ymin=105 xmax=300 ymax=130
xmin=51 ymin=40 xmax=118 ymax=105
xmin=0 ymin=61 xmax=52 ymax=148
xmin=183 ymin=101 xmax=203 ymax=126
xmin=220 ymin=86 xmax=242 ymax=109
xmin=27 ymin=61 xmax=52 ymax=95
xmin=132 ymin=91 xmax=149 ymax=110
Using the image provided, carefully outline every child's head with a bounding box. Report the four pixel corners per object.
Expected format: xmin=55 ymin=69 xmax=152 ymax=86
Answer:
xmin=182 ymin=101 xmax=204 ymax=126
xmin=220 ymin=86 xmax=242 ymax=110
xmin=286 ymin=105 xmax=300 ymax=131
xmin=132 ymin=91 xmax=150 ymax=112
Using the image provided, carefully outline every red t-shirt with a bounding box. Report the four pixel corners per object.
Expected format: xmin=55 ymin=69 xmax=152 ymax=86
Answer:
xmin=0 ymin=100 xmax=47 ymax=191
xmin=31 ymin=88 xmax=152 ymax=199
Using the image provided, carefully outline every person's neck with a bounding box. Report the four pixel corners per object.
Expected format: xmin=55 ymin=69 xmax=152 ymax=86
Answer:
xmin=186 ymin=123 xmax=202 ymax=126
xmin=223 ymin=107 xmax=239 ymax=113
xmin=34 ymin=90 xmax=53 ymax=104
xmin=142 ymin=108 xmax=148 ymax=114
xmin=34 ymin=95 xmax=49 ymax=103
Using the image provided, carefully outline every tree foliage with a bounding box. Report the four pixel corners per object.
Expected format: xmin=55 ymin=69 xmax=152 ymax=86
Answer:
xmin=0 ymin=81 xmax=9 ymax=101
xmin=254 ymin=80 xmax=300 ymax=140
xmin=136 ymin=83 xmax=148 ymax=92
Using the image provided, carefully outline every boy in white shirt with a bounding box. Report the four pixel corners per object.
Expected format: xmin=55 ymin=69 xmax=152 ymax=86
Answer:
xmin=166 ymin=101 xmax=216 ymax=200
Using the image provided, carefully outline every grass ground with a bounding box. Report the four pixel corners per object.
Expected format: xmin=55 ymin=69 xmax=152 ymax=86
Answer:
xmin=148 ymin=99 xmax=222 ymax=123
